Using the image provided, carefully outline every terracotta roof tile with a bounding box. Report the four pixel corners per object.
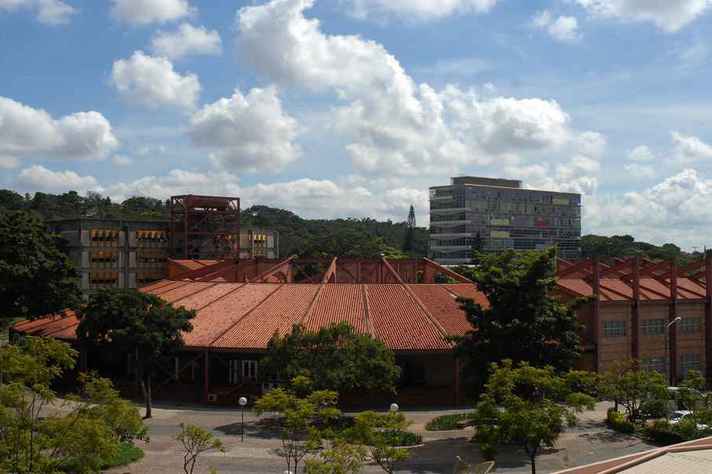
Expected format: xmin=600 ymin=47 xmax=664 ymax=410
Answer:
xmin=304 ymin=284 xmax=368 ymax=334
xmin=409 ymin=285 xmax=471 ymax=337
xmin=366 ymin=284 xmax=450 ymax=351
xmin=444 ymin=284 xmax=491 ymax=309
xmin=158 ymin=282 xmax=216 ymax=304
xmin=212 ymin=284 xmax=320 ymax=350
xmin=171 ymin=283 xmax=245 ymax=311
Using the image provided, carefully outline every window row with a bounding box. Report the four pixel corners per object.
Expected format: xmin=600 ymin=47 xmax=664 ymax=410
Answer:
xmin=604 ymin=317 xmax=703 ymax=337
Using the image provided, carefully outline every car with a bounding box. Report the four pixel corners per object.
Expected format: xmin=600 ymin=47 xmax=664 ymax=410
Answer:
xmin=668 ymin=410 xmax=709 ymax=431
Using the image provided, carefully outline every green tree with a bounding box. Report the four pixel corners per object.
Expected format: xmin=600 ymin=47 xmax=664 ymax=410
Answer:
xmin=77 ymin=289 xmax=196 ymax=419
xmin=471 ymin=361 xmax=596 ymax=474
xmin=254 ymin=382 xmax=341 ymax=473
xmin=453 ymin=249 xmax=582 ymax=394
xmin=345 ymin=411 xmax=411 ymax=474
xmin=0 ymin=336 xmax=146 ymax=473
xmin=0 ymin=210 xmax=80 ymax=326
xmin=176 ymin=423 xmax=225 ymax=474
xmin=600 ymin=359 xmax=668 ymax=422
xmin=305 ymin=440 xmax=368 ymax=474
xmin=261 ymin=322 xmax=401 ymax=394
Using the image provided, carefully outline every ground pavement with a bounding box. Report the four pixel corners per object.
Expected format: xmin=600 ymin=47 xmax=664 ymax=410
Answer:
xmin=106 ymin=402 xmax=655 ymax=474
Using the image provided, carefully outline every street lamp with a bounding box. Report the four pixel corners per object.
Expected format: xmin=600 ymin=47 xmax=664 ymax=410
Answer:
xmin=238 ymin=396 xmax=248 ymax=442
xmin=389 ymin=403 xmax=399 ymax=413
xmin=665 ymin=316 xmax=682 ymax=386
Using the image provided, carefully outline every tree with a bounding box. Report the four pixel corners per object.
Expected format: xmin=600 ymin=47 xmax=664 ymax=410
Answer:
xmin=600 ymin=359 xmax=668 ymax=422
xmin=261 ymin=322 xmax=401 ymax=394
xmin=345 ymin=411 xmax=411 ymax=474
xmin=453 ymin=249 xmax=582 ymax=394
xmin=254 ymin=382 xmax=341 ymax=473
xmin=305 ymin=440 xmax=368 ymax=474
xmin=176 ymin=423 xmax=225 ymax=474
xmin=0 ymin=336 xmax=146 ymax=473
xmin=0 ymin=210 xmax=80 ymax=326
xmin=77 ymin=289 xmax=196 ymax=419
xmin=471 ymin=361 xmax=596 ymax=474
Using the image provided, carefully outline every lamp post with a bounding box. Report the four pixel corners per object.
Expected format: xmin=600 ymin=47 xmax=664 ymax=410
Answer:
xmin=238 ymin=396 xmax=248 ymax=442
xmin=390 ymin=403 xmax=399 ymax=413
xmin=665 ymin=316 xmax=682 ymax=386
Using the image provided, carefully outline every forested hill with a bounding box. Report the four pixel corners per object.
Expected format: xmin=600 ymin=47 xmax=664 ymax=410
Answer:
xmin=580 ymin=235 xmax=697 ymax=262
xmin=0 ymin=189 xmax=428 ymax=258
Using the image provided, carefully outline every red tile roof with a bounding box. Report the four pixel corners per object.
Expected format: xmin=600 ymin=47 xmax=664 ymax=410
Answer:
xmin=13 ymin=281 xmax=486 ymax=353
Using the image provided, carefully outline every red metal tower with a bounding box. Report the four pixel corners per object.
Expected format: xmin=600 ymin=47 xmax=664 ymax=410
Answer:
xmin=169 ymin=195 xmax=240 ymax=260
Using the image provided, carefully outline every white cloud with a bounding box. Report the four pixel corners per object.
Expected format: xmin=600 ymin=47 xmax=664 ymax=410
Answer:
xmin=624 ymin=163 xmax=656 ymax=179
xmin=16 ymin=165 xmax=100 ymax=194
xmin=111 ymin=155 xmax=132 ymax=167
xmin=106 ymin=169 xmax=240 ymax=202
xmin=188 ymin=86 xmax=300 ymax=173
xmin=111 ymin=51 xmax=201 ymax=110
xmin=237 ymin=0 xmax=578 ymax=177
xmin=0 ymin=96 xmax=118 ymax=160
xmin=628 ymin=145 xmax=655 ymax=162
xmin=672 ymin=131 xmax=712 ymax=162
xmin=110 ymin=0 xmax=192 ymax=25
xmin=575 ymin=0 xmax=712 ymax=33
xmin=151 ymin=23 xmax=222 ymax=60
xmin=345 ymin=0 xmax=499 ymax=21
xmin=0 ymin=0 xmax=76 ymax=25
xmin=533 ymin=10 xmax=581 ymax=42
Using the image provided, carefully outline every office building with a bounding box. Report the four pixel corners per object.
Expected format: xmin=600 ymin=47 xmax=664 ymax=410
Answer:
xmin=429 ymin=176 xmax=581 ymax=264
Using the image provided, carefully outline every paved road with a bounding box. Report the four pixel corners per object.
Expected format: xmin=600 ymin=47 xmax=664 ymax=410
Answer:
xmin=107 ymin=402 xmax=656 ymax=474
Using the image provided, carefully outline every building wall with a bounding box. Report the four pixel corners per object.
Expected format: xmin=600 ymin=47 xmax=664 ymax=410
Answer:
xmin=239 ymin=227 xmax=279 ymax=260
xmin=429 ymin=176 xmax=581 ymax=264
xmin=597 ymin=303 xmax=633 ymax=373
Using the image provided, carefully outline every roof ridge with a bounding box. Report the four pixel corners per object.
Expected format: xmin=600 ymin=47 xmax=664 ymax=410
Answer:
xmin=207 ymin=284 xmax=284 ymax=348
xmin=361 ymin=284 xmax=376 ymax=337
xmin=381 ymin=258 xmax=451 ymax=342
xmin=299 ymin=283 xmax=325 ymax=328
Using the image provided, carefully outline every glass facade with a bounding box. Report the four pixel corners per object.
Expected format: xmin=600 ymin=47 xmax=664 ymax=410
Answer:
xmin=429 ymin=177 xmax=581 ymax=264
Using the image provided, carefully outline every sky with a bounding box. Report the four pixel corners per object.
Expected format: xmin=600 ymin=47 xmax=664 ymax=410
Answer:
xmin=1 ymin=0 xmax=712 ymax=249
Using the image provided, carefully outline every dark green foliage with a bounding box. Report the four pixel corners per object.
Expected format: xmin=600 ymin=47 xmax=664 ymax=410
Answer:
xmin=580 ymin=234 xmax=696 ymax=263
xmin=0 ymin=210 xmax=80 ymax=322
xmin=644 ymin=420 xmax=685 ymax=445
xmin=425 ymin=413 xmax=473 ymax=431
xmin=380 ymin=429 xmax=421 ymax=447
xmin=77 ymin=289 xmax=196 ymax=418
xmin=261 ymin=322 xmax=401 ymax=394
xmin=606 ymin=409 xmax=636 ymax=434
xmin=453 ymin=249 xmax=582 ymax=394
xmin=99 ymin=442 xmax=145 ymax=470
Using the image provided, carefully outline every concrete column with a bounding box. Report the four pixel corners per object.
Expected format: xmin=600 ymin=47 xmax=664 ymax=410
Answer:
xmin=669 ymin=259 xmax=678 ymax=385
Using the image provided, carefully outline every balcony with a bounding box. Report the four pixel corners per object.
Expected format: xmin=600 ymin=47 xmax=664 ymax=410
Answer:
xmin=429 ymin=232 xmax=473 ymax=239
xmin=429 ymin=220 xmax=469 ymax=226
xmin=430 ymin=207 xmax=468 ymax=214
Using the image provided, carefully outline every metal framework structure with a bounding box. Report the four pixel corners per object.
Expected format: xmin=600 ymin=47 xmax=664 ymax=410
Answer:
xmin=169 ymin=195 xmax=240 ymax=260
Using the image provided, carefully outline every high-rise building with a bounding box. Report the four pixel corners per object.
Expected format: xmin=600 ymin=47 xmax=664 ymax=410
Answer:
xmin=429 ymin=176 xmax=581 ymax=264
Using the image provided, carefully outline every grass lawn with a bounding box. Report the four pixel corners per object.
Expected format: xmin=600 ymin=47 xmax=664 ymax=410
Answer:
xmin=101 ymin=442 xmax=145 ymax=470
xmin=425 ymin=413 xmax=474 ymax=431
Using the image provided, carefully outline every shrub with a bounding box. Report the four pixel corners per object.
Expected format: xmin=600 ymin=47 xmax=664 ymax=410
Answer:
xmin=425 ymin=413 xmax=473 ymax=431
xmin=644 ymin=420 xmax=683 ymax=445
xmin=640 ymin=399 xmax=668 ymax=420
xmin=382 ymin=430 xmax=422 ymax=447
xmin=606 ymin=409 xmax=636 ymax=434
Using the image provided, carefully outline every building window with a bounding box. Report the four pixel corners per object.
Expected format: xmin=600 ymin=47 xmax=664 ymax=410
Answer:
xmin=681 ymin=317 xmax=702 ymax=334
xmin=603 ymin=320 xmax=626 ymax=337
xmin=641 ymin=319 xmax=666 ymax=336
xmin=242 ymin=360 xmax=258 ymax=381
xmin=680 ymin=353 xmax=702 ymax=379
xmin=641 ymin=357 xmax=665 ymax=374
xmin=228 ymin=360 xmax=240 ymax=385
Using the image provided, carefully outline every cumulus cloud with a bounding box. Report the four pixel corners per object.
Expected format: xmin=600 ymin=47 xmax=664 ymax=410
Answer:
xmin=0 ymin=0 xmax=76 ymax=25
xmin=111 ymin=155 xmax=132 ymax=167
xmin=628 ymin=145 xmax=655 ymax=162
xmin=237 ymin=0 xmax=579 ymax=177
xmin=110 ymin=0 xmax=192 ymax=25
xmin=672 ymin=131 xmax=712 ymax=162
xmin=188 ymin=86 xmax=300 ymax=173
xmin=111 ymin=51 xmax=201 ymax=109
xmin=106 ymin=169 xmax=240 ymax=202
xmin=0 ymin=96 xmax=118 ymax=161
xmin=575 ymin=0 xmax=712 ymax=33
xmin=624 ymin=163 xmax=656 ymax=179
xmin=151 ymin=23 xmax=222 ymax=60
xmin=345 ymin=0 xmax=499 ymax=21
xmin=16 ymin=165 xmax=100 ymax=194
xmin=532 ymin=10 xmax=581 ymax=42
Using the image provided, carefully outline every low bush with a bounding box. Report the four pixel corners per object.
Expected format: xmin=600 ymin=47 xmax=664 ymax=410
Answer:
xmin=382 ymin=430 xmax=422 ymax=447
xmin=606 ymin=409 xmax=636 ymax=434
xmin=425 ymin=413 xmax=473 ymax=431
xmin=644 ymin=420 xmax=684 ymax=445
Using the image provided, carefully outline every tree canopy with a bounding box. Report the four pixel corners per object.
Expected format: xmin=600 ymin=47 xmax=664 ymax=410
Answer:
xmin=77 ymin=289 xmax=196 ymax=418
xmin=454 ymin=249 xmax=582 ymax=394
xmin=261 ymin=322 xmax=401 ymax=395
xmin=0 ymin=210 xmax=80 ymax=323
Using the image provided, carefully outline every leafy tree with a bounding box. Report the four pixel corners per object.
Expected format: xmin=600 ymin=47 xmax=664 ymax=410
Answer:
xmin=0 ymin=336 xmax=146 ymax=473
xmin=600 ymin=359 xmax=668 ymax=422
xmin=471 ymin=361 xmax=596 ymax=474
xmin=0 ymin=189 xmax=26 ymax=211
xmin=305 ymin=440 xmax=368 ymax=474
xmin=0 ymin=210 xmax=80 ymax=326
xmin=345 ymin=411 xmax=411 ymax=474
xmin=261 ymin=322 xmax=401 ymax=394
xmin=77 ymin=289 xmax=196 ymax=419
xmin=453 ymin=249 xmax=582 ymax=394
xmin=254 ymin=382 xmax=341 ymax=473
xmin=176 ymin=423 xmax=225 ymax=474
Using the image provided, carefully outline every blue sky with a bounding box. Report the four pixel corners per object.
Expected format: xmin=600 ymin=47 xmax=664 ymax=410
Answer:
xmin=1 ymin=0 xmax=712 ymax=248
